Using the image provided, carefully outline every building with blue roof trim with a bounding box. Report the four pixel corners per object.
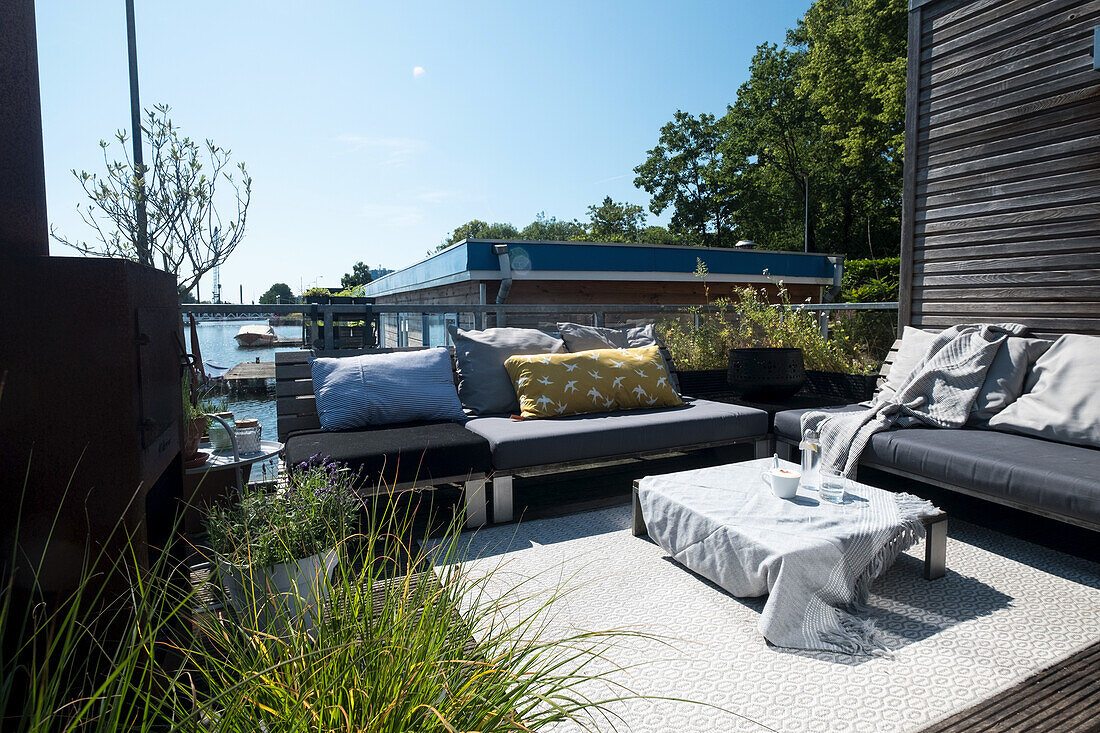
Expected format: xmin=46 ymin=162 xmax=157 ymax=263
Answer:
xmin=364 ymin=239 xmax=842 ymax=307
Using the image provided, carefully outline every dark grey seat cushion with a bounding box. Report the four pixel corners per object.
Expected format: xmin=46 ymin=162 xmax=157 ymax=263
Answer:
xmin=773 ymin=406 xmax=1100 ymax=526
xmin=864 ymin=428 xmax=1100 ymax=527
xmin=285 ymin=420 xmax=492 ymax=487
xmin=774 ymin=404 xmax=865 ymax=441
xmin=464 ymin=398 xmax=768 ymax=471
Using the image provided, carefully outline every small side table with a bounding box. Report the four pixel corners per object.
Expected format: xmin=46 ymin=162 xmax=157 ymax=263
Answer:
xmin=183 ymin=439 xmax=283 ymax=534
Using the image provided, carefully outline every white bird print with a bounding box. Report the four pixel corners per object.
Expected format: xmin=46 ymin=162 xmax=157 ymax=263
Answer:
xmin=564 ymin=363 xmax=579 ymax=372
xmin=611 ymin=376 xmax=625 ymax=389
xmin=602 ymin=397 xmax=615 ymax=408
xmin=536 ymin=355 xmax=553 ymax=364
xmin=609 ymin=359 xmax=626 ymax=369
xmin=555 ymin=402 xmax=568 ymax=415
xmin=631 ymin=350 xmax=647 ymax=359
xmin=634 ymin=369 xmax=648 ymax=378
xmin=646 ymin=395 xmax=659 ymax=405
xmin=588 ymin=352 xmax=601 ymax=360
xmin=535 ymin=395 xmax=555 ymax=411
xmin=588 ymin=370 xmax=602 ymax=380
xmin=516 ymin=375 xmax=530 ymax=388
xmin=632 ymin=385 xmax=649 ymax=399
xmin=564 ymin=380 xmax=579 ymax=394
xmin=587 ymin=388 xmax=605 ymax=402
xmin=656 ymin=376 xmax=668 ymax=388
xmin=537 ymin=375 xmax=554 ymax=386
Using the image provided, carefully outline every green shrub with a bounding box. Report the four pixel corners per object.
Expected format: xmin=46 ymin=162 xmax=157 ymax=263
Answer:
xmin=659 ymin=259 xmax=879 ymax=374
xmin=3 ymin=474 xmax=674 ymax=731
xmin=204 ymin=455 xmax=361 ymax=568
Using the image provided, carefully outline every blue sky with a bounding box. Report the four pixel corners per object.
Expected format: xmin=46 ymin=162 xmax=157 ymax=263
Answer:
xmin=37 ymin=1 xmax=810 ymax=302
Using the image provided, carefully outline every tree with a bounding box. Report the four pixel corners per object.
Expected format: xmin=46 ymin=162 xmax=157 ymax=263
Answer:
xmin=300 ymin=286 xmax=332 ymax=301
xmin=341 ymin=261 xmax=373 ymax=289
xmin=791 ymin=0 xmax=907 ymax=173
xmin=719 ymin=43 xmax=828 ymax=252
xmin=636 ymin=225 xmax=679 ymax=245
xmin=437 ymin=220 xmax=521 ymax=251
xmin=633 ymin=111 xmax=735 ymax=246
xmin=789 ymin=0 xmax=906 ymax=258
xmin=520 ymin=212 xmax=586 ymax=241
xmin=584 ymin=197 xmax=647 ymax=242
xmin=259 ymin=283 xmax=293 ymax=304
xmin=51 ymin=104 xmax=252 ymax=296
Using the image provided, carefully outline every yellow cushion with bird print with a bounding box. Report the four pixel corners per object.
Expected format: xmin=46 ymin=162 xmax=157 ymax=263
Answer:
xmin=504 ymin=345 xmax=683 ymax=419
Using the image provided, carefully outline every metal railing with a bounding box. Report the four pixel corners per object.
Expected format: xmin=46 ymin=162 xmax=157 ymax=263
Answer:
xmin=184 ymin=301 xmax=899 ymax=351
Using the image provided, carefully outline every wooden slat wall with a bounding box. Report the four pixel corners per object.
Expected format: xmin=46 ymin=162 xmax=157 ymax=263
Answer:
xmin=900 ymin=0 xmax=1100 ymax=338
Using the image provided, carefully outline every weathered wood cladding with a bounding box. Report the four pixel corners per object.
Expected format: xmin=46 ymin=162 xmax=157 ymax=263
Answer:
xmin=901 ymin=0 xmax=1100 ymax=337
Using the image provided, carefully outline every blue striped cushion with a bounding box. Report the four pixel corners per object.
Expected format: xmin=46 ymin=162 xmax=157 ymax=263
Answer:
xmin=311 ymin=348 xmax=466 ymax=430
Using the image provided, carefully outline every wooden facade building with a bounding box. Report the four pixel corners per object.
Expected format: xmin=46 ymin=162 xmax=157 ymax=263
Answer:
xmin=900 ymin=0 xmax=1100 ymax=337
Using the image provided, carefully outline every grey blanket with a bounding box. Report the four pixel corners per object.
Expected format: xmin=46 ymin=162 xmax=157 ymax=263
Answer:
xmin=802 ymin=323 xmax=1028 ymax=477
xmin=637 ymin=459 xmax=937 ymax=655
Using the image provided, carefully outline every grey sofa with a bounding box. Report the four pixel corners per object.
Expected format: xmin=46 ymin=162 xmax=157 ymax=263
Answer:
xmin=772 ymin=334 xmax=1100 ymax=532
xmin=466 ymin=398 xmax=768 ymax=522
xmin=276 ymin=350 xmax=770 ymax=527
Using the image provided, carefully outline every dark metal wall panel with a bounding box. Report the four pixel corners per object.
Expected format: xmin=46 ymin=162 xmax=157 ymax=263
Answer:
xmin=901 ymin=0 xmax=1100 ymax=336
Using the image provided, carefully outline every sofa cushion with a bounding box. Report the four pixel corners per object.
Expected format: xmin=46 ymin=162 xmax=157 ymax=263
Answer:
xmin=968 ymin=337 xmax=1052 ymax=426
xmin=311 ymin=348 xmax=466 ymax=430
xmin=447 ymin=326 xmax=565 ymax=416
xmin=285 ymin=420 xmax=492 ymax=487
xmin=504 ymin=346 xmax=682 ymax=418
xmin=556 ymin=322 xmax=657 ymax=351
xmin=464 ymin=398 xmax=768 ymax=471
xmin=987 ymin=334 xmax=1100 ymax=448
xmin=774 ymin=405 xmax=1100 ymax=526
xmin=878 ymin=327 xmax=935 ymax=401
xmin=557 ymin=321 xmax=681 ymax=394
xmin=774 ymin=404 xmax=866 ymax=442
xmin=862 ymin=428 xmax=1100 ymax=527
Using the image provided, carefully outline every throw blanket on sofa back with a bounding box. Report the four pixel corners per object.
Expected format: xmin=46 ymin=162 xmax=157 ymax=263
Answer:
xmin=802 ymin=323 xmax=1028 ymax=477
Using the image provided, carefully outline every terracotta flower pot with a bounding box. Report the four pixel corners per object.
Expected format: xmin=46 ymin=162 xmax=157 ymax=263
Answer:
xmin=183 ymin=416 xmax=206 ymax=459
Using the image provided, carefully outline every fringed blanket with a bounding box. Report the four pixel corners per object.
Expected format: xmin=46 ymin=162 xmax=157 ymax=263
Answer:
xmin=802 ymin=323 xmax=1028 ymax=478
xmin=637 ymin=459 xmax=937 ymax=655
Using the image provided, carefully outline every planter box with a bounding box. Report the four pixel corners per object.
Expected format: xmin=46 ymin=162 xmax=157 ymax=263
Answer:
xmin=673 ymin=369 xmax=729 ymax=396
xmin=802 ymin=370 xmax=878 ymax=403
xmin=675 ymin=368 xmax=877 ymax=403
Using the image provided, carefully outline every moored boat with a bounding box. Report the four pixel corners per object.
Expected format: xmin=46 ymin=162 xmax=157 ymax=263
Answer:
xmin=234 ymin=325 xmax=276 ymax=347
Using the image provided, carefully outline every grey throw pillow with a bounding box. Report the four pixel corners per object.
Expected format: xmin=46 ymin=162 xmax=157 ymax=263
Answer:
xmin=878 ymin=326 xmax=935 ymax=401
xmin=987 ymin=334 xmax=1100 ymax=448
xmin=447 ymin=326 xmax=565 ymax=415
xmin=556 ymin=322 xmax=680 ymax=393
xmin=311 ymin=347 xmax=466 ymax=430
xmin=968 ymin=337 xmax=1053 ymax=425
xmin=556 ymin=322 xmax=657 ymax=351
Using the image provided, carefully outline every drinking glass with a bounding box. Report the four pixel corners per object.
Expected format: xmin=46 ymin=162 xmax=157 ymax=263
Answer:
xmin=819 ymin=469 xmax=846 ymax=504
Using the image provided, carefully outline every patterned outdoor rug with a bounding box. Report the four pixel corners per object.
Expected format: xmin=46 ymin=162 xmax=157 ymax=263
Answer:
xmin=446 ymin=505 xmax=1100 ymax=733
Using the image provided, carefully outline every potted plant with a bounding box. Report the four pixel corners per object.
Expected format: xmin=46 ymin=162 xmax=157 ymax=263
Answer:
xmin=723 ymin=282 xmax=807 ymax=401
xmin=182 ymin=374 xmax=208 ymax=463
xmin=203 ymin=455 xmax=361 ymax=635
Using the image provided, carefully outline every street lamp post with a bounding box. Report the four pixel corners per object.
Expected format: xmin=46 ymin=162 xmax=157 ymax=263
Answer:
xmin=124 ymin=0 xmax=151 ymax=267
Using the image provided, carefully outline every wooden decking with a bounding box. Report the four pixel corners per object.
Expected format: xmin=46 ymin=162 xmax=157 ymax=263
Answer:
xmin=224 ymin=361 xmax=275 ymax=381
xmin=920 ymin=641 xmax=1100 ymax=733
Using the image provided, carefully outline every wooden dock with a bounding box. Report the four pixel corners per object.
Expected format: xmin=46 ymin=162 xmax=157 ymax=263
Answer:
xmin=224 ymin=361 xmax=275 ymax=381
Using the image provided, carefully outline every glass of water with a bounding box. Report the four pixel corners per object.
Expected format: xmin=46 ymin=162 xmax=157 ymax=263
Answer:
xmin=819 ymin=469 xmax=846 ymax=504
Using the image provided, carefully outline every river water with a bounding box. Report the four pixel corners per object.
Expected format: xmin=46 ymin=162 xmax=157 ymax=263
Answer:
xmin=192 ymin=320 xmax=304 ymax=446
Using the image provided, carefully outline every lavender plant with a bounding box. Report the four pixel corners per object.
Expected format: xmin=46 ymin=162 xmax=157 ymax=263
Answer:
xmin=204 ymin=455 xmax=361 ymax=568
